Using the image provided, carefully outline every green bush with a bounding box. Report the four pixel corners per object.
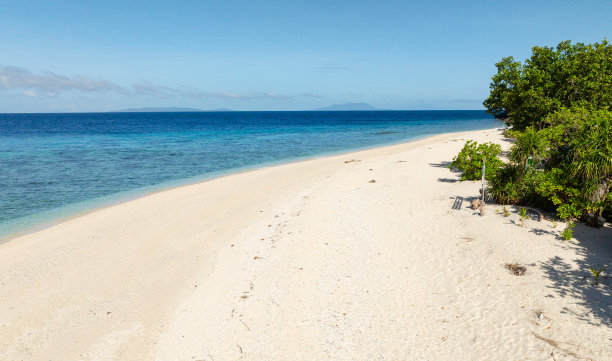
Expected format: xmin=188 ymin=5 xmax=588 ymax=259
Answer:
xmin=502 ymin=206 xmax=511 ymax=217
xmin=488 ymin=164 xmax=549 ymax=206
xmin=450 ymin=141 xmax=503 ymax=181
xmin=489 ymin=164 xmax=520 ymax=203
xmin=538 ymin=108 xmax=612 ymax=224
xmin=518 ymin=207 xmax=527 ymax=227
xmin=561 ymin=221 xmax=575 ymax=240
xmin=485 ymin=107 xmax=611 ymax=226
xmin=589 ymin=266 xmax=606 ymax=285
xmin=484 ymin=39 xmax=612 ymax=130
xmin=458 ymin=39 xmax=612 ymax=227
xmin=509 ymin=127 xmax=549 ymax=173
xmin=502 ymin=128 xmax=517 ymax=139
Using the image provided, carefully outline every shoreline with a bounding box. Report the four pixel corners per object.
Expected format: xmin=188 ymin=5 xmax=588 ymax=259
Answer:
xmin=0 ymin=127 xmax=497 ymax=244
xmin=1 ymin=126 xmax=609 ymax=361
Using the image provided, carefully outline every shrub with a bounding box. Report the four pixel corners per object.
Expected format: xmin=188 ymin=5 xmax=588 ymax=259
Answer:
xmin=561 ymin=221 xmax=575 ymax=240
xmin=502 ymin=207 xmax=510 ymax=217
xmin=489 ymin=164 xmax=521 ymax=204
xmin=538 ymin=108 xmax=612 ymax=225
xmin=589 ymin=266 xmax=606 ymax=285
xmin=450 ymin=141 xmax=504 ymax=181
xmin=519 ymin=207 xmax=527 ymax=227
xmin=502 ymin=128 xmax=517 ymax=139
xmin=482 ymin=38 xmax=612 ymax=225
xmin=509 ymin=127 xmax=549 ymax=174
xmin=484 ymin=39 xmax=612 ymax=130
xmin=489 ymin=164 xmax=549 ymax=207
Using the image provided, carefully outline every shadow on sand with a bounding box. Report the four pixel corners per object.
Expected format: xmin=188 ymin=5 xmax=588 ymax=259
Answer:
xmin=429 ymin=161 xmax=452 ymax=168
xmin=538 ymin=224 xmax=612 ymax=326
xmin=430 ymin=162 xmax=463 ymax=182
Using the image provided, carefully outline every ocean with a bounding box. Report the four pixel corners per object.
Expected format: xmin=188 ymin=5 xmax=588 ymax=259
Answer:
xmin=0 ymin=110 xmax=501 ymax=239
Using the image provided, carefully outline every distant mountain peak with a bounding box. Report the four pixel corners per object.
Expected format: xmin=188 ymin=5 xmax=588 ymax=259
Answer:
xmin=315 ymin=102 xmax=378 ymax=111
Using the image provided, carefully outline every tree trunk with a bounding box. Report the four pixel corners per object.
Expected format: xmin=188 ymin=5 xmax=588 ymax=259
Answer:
xmin=586 ymin=177 xmax=610 ymax=228
xmin=588 ymin=178 xmax=610 ymax=204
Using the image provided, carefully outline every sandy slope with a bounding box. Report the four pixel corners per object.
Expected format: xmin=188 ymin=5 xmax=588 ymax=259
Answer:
xmin=1 ymin=128 xmax=610 ymax=361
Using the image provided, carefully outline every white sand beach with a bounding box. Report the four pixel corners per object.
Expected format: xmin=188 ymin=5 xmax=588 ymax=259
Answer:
xmin=1 ymin=128 xmax=610 ymax=361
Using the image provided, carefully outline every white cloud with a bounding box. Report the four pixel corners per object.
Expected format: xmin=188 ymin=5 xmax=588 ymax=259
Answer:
xmin=0 ymin=65 xmax=301 ymax=101
xmin=300 ymin=92 xmax=326 ymax=99
xmin=132 ymin=80 xmax=293 ymax=100
xmin=0 ymin=65 xmax=123 ymax=94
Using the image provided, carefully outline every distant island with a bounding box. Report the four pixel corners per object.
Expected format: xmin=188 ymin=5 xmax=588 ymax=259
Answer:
xmin=110 ymin=104 xmax=383 ymax=112
xmin=110 ymin=107 xmax=233 ymax=113
xmin=315 ymin=102 xmax=379 ymax=111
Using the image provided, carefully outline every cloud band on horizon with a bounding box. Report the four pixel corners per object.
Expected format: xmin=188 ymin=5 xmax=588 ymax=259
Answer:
xmin=0 ymin=65 xmax=317 ymax=101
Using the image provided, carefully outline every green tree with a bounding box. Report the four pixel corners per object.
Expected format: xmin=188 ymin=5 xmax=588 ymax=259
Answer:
xmin=458 ymin=39 xmax=612 ymax=228
xmin=543 ymin=108 xmax=612 ymax=226
xmin=450 ymin=141 xmax=503 ymax=181
xmin=483 ymin=39 xmax=612 ymax=130
xmin=509 ymin=127 xmax=549 ymax=179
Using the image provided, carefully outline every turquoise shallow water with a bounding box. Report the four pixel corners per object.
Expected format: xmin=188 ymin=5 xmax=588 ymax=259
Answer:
xmin=0 ymin=110 xmax=501 ymax=239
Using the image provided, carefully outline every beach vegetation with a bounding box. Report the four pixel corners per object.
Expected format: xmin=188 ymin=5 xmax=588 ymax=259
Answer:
xmin=465 ymin=39 xmax=612 ymax=230
xmin=519 ymin=207 xmax=527 ymax=226
xmin=509 ymin=127 xmax=548 ymax=177
xmin=589 ymin=266 xmax=606 ymax=285
xmin=537 ymin=107 xmax=612 ymax=225
xmin=488 ymin=163 xmax=547 ymax=206
xmin=501 ymin=128 xmax=517 ymax=139
xmin=489 ymin=107 xmax=612 ymax=228
xmin=449 ymin=140 xmax=503 ymax=180
xmin=561 ymin=221 xmax=575 ymax=241
xmin=484 ymin=39 xmax=612 ymax=131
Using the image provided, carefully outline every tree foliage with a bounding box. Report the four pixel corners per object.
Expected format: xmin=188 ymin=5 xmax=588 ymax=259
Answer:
xmin=483 ymin=39 xmax=612 ymax=130
xmin=509 ymin=127 xmax=549 ymax=178
xmin=466 ymin=39 xmax=612 ymax=229
xmin=540 ymin=107 xmax=612 ymax=222
xmin=450 ymin=140 xmax=503 ymax=181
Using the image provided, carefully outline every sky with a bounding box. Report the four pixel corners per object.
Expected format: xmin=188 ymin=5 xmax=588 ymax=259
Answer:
xmin=0 ymin=0 xmax=610 ymax=113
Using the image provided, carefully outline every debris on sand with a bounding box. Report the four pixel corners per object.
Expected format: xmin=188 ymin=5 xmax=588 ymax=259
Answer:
xmin=505 ymin=263 xmax=527 ymax=276
xmin=470 ymin=199 xmax=482 ymax=210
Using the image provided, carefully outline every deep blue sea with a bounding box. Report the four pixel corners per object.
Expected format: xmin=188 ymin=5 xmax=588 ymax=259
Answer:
xmin=0 ymin=110 xmax=501 ymax=239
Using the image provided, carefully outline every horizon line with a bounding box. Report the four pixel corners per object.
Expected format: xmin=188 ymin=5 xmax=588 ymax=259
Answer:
xmin=0 ymin=109 xmax=488 ymax=115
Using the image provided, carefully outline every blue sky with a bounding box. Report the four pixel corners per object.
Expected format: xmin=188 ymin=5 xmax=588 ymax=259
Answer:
xmin=0 ymin=0 xmax=610 ymax=112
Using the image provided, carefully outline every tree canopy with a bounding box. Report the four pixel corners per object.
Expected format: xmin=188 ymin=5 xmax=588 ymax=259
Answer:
xmin=537 ymin=107 xmax=612 ymax=223
xmin=453 ymin=39 xmax=612 ymax=234
xmin=483 ymin=39 xmax=612 ymax=130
